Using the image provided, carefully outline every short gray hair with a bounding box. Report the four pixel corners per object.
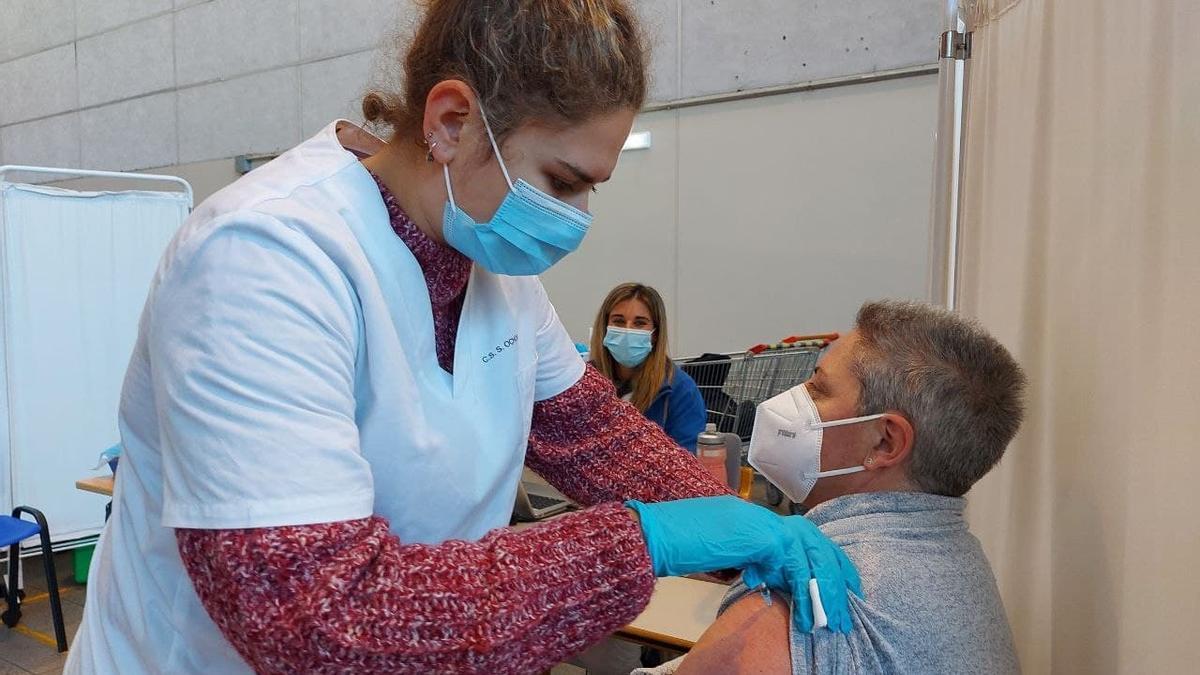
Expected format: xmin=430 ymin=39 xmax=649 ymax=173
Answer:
xmin=852 ymin=300 xmax=1027 ymax=497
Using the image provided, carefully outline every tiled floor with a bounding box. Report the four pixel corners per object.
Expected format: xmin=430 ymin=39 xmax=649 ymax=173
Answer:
xmin=0 ymin=551 xmax=79 ymax=674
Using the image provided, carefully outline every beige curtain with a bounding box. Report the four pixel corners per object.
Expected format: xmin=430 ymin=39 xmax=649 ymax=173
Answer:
xmin=957 ymin=0 xmax=1200 ymax=673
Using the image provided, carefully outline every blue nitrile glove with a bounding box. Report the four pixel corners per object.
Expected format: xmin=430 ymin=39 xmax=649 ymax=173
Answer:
xmin=740 ymin=516 xmax=864 ymax=634
xmin=627 ymin=495 xmax=861 ymax=634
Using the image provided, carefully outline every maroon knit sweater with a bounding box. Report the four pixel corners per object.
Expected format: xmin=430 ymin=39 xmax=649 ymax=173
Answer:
xmin=175 ymin=176 xmax=731 ymax=674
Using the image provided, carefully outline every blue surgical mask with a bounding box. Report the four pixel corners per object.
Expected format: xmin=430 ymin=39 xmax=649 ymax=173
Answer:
xmin=441 ymin=100 xmax=592 ymax=276
xmin=604 ymin=326 xmax=654 ymax=368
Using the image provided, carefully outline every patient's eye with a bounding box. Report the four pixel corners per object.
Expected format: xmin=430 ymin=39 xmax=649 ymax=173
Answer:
xmin=807 ymin=378 xmax=828 ymax=399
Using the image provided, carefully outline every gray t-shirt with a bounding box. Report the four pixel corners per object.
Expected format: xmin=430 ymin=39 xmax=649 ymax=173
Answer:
xmin=722 ymin=492 xmax=1019 ymax=674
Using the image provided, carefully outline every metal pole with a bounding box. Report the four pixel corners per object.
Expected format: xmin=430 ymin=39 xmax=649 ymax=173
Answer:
xmin=928 ymin=1 xmax=971 ymax=310
xmin=0 ymin=165 xmax=193 ymax=207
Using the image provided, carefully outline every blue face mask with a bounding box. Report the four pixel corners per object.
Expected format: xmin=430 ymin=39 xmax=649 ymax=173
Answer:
xmin=441 ymin=101 xmax=592 ymax=276
xmin=604 ymin=326 xmax=654 ymax=368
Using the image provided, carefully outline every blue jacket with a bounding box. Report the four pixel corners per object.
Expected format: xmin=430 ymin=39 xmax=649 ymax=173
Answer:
xmin=643 ymin=364 xmax=708 ymax=454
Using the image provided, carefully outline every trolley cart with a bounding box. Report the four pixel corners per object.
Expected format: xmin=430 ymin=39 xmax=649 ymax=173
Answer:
xmin=678 ymin=334 xmax=837 ymax=509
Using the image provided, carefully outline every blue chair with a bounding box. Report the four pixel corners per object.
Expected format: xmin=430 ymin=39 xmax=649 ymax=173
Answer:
xmin=0 ymin=506 xmax=68 ymax=652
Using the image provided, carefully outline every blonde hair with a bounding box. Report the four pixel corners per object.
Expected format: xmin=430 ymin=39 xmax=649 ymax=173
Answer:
xmin=362 ymin=0 xmax=648 ymax=145
xmin=590 ymin=283 xmax=673 ymax=413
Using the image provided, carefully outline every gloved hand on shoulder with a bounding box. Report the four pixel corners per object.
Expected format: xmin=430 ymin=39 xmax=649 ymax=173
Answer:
xmin=627 ymin=495 xmax=861 ymax=634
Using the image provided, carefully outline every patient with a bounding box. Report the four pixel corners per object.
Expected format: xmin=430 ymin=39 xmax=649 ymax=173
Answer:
xmin=675 ymin=300 xmax=1025 ymax=675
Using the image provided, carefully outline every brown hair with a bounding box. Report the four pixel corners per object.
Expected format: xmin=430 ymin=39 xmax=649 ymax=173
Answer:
xmin=363 ymin=0 xmax=648 ymax=147
xmin=590 ymin=283 xmax=673 ymax=413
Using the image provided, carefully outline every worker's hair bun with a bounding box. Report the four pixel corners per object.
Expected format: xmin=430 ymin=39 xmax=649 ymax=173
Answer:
xmin=361 ymin=91 xmax=402 ymax=128
xmin=361 ymin=92 xmax=387 ymax=123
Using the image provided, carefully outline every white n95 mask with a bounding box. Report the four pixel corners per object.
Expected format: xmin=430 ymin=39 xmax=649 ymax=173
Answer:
xmin=748 ymin=384 xmax=885 ymax=504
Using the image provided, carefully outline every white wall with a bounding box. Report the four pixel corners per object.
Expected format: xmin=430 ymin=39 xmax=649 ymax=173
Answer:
xmin=0 ymin=0 xmax=939 ymax=172
xmin=543 ymin=74 xmax=939 ymax=357
xmin=0 ymin=0 xmax=400 ymax=171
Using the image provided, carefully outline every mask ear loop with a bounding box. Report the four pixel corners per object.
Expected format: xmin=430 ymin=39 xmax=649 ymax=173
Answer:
xmin=443 ymin=163 xmax=458 ymax=212
xmin=808 ymin=465 xmax=867 ymax=479
xmin=436 ymin=96 xmax=512 ymax=212
xmin=805 ymin=412 xmax=886 ymax=479
xmin=795 ymin=384 xmax=880 ymax=479
xmin=475 ymin=98 xmax=514 ymax=189
xmin=792 ymin=385 xmax=828 ymax=478
xmin=814 ymin=412 xmax=887 ymax=429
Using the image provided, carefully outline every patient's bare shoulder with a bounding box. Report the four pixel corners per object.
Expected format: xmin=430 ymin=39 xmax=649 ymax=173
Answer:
xmin=676 ymin=591 xmax=792 ymax=675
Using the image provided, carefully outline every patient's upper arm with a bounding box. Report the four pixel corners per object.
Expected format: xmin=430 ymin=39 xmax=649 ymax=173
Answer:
xmin=676 ymin=591 xmax=792 ymax=675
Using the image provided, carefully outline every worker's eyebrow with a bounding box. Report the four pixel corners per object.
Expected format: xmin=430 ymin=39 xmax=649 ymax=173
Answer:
xmin=556 ymin=159 xmax=605 ymax=185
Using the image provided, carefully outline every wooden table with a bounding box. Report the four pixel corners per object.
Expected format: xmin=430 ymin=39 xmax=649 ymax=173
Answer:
xmin=75 ymin=475 xmax=114 ymax=497
xmin=614 ymin=576 xmax=727 ymax=651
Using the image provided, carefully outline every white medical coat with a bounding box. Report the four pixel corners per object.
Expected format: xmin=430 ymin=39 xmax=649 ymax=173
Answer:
xmin=65 ymin=121 xmax=584 ymax=674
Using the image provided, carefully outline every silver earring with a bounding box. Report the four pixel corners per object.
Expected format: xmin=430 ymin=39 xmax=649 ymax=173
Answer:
xmin=425 ymin=133 xmax=438 ymax=162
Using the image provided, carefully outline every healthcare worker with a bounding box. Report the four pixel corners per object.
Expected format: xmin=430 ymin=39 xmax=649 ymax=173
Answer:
xmin=591 ymin=283 xmax=707 ymax=452
xmin=66 ymin=1 xmax=859 ymax=673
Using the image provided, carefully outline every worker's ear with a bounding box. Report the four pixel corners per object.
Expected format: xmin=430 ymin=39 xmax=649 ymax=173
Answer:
xmin=422 ymin=80 xmax=473 ymax=165
xmin=864 ymin=413 xmax=914 ymax=470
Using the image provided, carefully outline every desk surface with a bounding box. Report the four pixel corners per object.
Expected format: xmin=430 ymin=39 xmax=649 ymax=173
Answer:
xmin=76 ymin=475 xmax=114 ymax=497
xmin=615 ymin=576 xmax=727 ymax=650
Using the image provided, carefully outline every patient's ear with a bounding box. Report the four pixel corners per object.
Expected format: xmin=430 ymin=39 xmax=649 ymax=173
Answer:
xmin=865 ymin=413 xmax=914 ymax=469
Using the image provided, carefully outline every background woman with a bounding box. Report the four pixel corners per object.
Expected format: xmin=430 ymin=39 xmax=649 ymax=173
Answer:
xmin=591 ymin=283 xmax=707 ymax=452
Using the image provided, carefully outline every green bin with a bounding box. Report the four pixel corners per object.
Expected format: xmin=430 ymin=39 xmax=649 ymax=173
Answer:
xmin=74 ymin=544 xmax=96 ymax=584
